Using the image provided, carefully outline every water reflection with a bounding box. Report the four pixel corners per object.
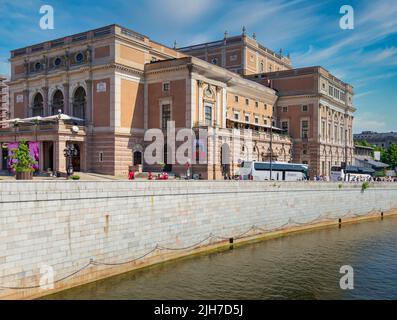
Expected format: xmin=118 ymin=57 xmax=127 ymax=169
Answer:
xmin=45 ymin=217 xmax=397 ymax=300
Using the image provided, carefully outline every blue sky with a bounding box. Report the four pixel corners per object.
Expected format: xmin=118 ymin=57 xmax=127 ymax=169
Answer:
xmin=0 ymin=0 xmax=396 ymax=133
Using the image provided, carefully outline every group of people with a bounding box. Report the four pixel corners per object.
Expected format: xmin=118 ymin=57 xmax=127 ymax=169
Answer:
xmin=313 ymin=175 xmax=330 ymax=182
xmin=313 ymin=175 xmax=397 ymax=183
xmin=370 ymin=176 xmax=397 ymax=183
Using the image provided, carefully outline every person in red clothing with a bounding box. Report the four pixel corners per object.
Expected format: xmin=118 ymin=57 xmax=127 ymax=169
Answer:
xmin=128 ymin=168 xmax=135 ymax=180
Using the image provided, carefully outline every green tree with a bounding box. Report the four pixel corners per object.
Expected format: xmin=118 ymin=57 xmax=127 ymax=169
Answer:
xmin=382 ymin=143 xmax=397 ymax=169
xmin=356 ymin=140 xmax=372 ymax=147
xmin=11 ymin=141 xmax=37 ymax=173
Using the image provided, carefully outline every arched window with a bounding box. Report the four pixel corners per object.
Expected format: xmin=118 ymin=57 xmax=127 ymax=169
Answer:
xmin=73 ymin=87 xmax=86 ymax=120
xmin=32 ymin=93 xmax=44 ymax=117
xmin=52 ymin=90 xmax=64 ymax=115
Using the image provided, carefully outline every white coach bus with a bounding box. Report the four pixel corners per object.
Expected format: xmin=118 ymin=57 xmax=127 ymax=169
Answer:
xmin=330 ymin=165 xmax=375 ymax=182
xmin=239 ymin=161 xmax=309 ymax=181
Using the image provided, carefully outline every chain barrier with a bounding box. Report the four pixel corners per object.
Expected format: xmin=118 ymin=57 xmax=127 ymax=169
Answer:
xmin=0 ymin=210 xmax=383 ymax=291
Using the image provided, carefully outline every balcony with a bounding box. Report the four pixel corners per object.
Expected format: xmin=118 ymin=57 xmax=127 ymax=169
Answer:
xmin=0 ymin=114 xmax=86 ymax=137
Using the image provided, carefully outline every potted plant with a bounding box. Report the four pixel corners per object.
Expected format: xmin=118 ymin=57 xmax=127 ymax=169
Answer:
xmin=11 ymin=141 xmax=37 ymax=180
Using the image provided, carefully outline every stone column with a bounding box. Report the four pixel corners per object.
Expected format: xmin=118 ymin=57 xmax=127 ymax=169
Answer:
xmin=63 ymin=82 xmax=70 ymax=115
xmin=216 ymin=87 xmax=221 ymax=127
xmin=85 ymin=80 xmax=93 ymax=124
xmin=197 ymin=81 xmax=203 ymax=125
xmin=80 ymin=141 xmax=87 ymax=172
xmin=39 ymin=141 xmax=44 ymax=171
xmin=42 ymin=86 xmax=49 ymax=116
xmin=54 ymin=139 xmax=67 ymax=174
xmin=144 ymin=81 xmax=148 ymax=130
xmin=23 ymin=89 xmax=30 ymax=118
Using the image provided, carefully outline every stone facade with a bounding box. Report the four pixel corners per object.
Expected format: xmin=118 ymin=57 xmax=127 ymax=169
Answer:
xmin=1 ymin=26 xmax=357 ymax=179
xmin=247 ymin=67 xmax=355 ymax=178
xmin=0 ymin=180 xmax=396 ymax=299
xmin=0 ymin=25 xmax=292 ymax=178
xmin=0 ymin=76 xmax=9 ymax=128
xmin=178 ymin=29 xmax=292 ymax=76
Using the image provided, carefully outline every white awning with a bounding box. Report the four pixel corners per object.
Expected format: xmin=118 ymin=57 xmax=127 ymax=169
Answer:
xmin=0 ymin=114 xmax=84 ymax=125
xmin=226 ymin=118 xmax=283 ymax=131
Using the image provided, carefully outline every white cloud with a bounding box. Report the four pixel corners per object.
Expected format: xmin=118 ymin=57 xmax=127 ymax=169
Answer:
xmin=370 ymin=47 xmax=397 ymax=63
xmin=293 ymin=0 xmax=397 ymax=69
xmin=0 ymin=59 xmax=10 ymax=77
xmin=354 ymin=91 xmax=375 ymax=99
xmin=212 ymin=0 xmax=322 ymax=48
xmin=147 ymin=0 xmax=218 ymax=24
xmin=354 ymin=112 xmax=394 ymax=133
xmin=183 ymin=33 xmax=212 ymax=47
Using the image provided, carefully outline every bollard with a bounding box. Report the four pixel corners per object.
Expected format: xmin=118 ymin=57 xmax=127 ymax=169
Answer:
xmin=229 ymin=238 xmax=234 ymax=250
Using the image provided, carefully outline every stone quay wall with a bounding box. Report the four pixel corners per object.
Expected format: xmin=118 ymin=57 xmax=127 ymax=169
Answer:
xmin=0 ymin=181 xmax=397 ymax=299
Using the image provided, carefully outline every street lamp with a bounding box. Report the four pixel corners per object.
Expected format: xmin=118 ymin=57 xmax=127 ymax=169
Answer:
xmin=63 ymin=142 xmax=77 ymax=178
xmin=13 ymin=120 xmax=19 ymax=143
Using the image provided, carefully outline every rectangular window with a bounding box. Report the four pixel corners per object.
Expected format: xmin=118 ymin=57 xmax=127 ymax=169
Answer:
xmin=163 ymin=82 xmax=170 ymax=92
xmin=255 ymin=116 xmax=259 ymax=124
xmin=334 ymin=125 xmax=338 ymax=141
xmin=301 ymin=120 xmax=309 ymax=139
xmin=161 ymin=104 xmax=171 ymax=129
xmin=282 ymin=106 xmax=288 ymax=113
xmin=328 ymin=123 xmax=331 ymax=140
xmin=245 ymin=98 xmax=249 ymax=106
xmin=264 ymin=118 xmax=268 ymax=125
xmin=329 ymin=86 xmax=333 ymax=96
xmin=205 ymin=106 xmax=212 ymax=126
xmin=341 ymin=127 xmax=344 ymax=142
xmin=264 ymin=104 xmax=267 ymax=110
xmin=245 ymin=114 xmax=250 ymax=122
xmin=302 ymin=105 xmax=308 ymax=112
xmin=235 ymin=96 xmax=239 ymax=102
xmin=281 ymin=121 xmax=289 ymax=132
xmin=234 ymin=113 xmax=239 ymax=120
xmin=255 ymin=101 xmax=259 ymax=108
xmin=99 ymin=152 xmax=104 ymax=162
xmin=322 ymin=120 xmax=326 ymax=139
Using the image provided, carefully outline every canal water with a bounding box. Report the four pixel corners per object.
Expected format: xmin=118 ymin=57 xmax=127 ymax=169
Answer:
xmin=45 ymin=217 xmax=397 ymax=300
